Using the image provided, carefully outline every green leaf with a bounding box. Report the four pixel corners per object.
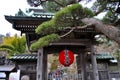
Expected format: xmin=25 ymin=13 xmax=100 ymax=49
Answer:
xmin=36 ymin=20 xmax=56 ymax=34
xmin=0 ymin=44 xmax=15 ymax=51
xmin=1 ymin=35 xmax=26 ymax=57
xmin=30 ymin=34 xmax=60 ymax=50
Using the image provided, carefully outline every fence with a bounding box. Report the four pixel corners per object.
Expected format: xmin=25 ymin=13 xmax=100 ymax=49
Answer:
xmin=87 ymin=71 xmax=120 ymax=80
xmin=48 ymin=73 xmax=82 ymax=80
xmin=48 ymin=71 xmax=120 ymax=80
xmin=109 ymin=71 xmax=120 ymax=80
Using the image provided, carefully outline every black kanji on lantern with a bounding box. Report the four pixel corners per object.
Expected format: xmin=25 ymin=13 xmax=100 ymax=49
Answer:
xmin=59 ymin=49 xmax=74 ymax=67
xmin=64 ymin=49 xmax=70 ymax=66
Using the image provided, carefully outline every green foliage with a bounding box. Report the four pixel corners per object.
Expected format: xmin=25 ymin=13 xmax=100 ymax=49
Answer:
xmin=42 ymin=1 xmax=61 ymax=12
xmin=30 ymin=34 xmax=60 ymax=50
xmin=114 ymin=52 xmax=120 ymax=60
xmin=42 ymin=0 xmax=72 ymax=12
xmin=0 ymin=44 xmax=19 ymax=57
xmin=0 ymin=35 xmax=26 ymax=57
xmin=102 ymin=11 xmax=118 ymax=24
xmin=92 ymin=0 xmax=118 ymax=14
xmin=36 ymin=20 xmax=56 ymax=34
xmin=92 ymin=0 xmax=119 ymax=26
xmin=92 ymin=0 xmax=107 ymax=12
xmin=54 ymin=4 xmax=94 ymax=28
xmin=31 ymin=4 xmax=95 ymax=50
xmin=36 ymin=4 xmax=94 ymax=35
xmin=11 ymin=35 xmax=26 ymax=53
xmin=0 ymin=44 xmax=15 ymax=51
xmin=83 ymin=7 xmax=95 ymax=17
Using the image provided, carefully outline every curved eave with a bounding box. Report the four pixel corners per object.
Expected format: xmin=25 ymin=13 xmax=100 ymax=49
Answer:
xmin=5 ymin=15 xmax=52 ymax=33
xmin=9 ymin=54 xmax=37 ymax=62
xmin=5 ymin=15 xmax=52 ymax=23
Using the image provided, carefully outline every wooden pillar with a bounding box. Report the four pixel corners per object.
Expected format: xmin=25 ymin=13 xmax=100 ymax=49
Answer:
xmin=80 ymin=52 xmax=87 ymax=80
xmin=91 ymin=45 xmax=99 ymax=80
xmin=76 ymin=54 xmax=81 ymax=74
xmin=76 ymin=52 xmax=87 ymax=80
xmin=36 ymin=48 xmax=48 ymax=80
xmin=5 ymin=72 xmax=10 ymax=80
xmin=43 ymin=51 xmax=48 ymax=80
xmin=37 ymin=48 xmax=43 ymax=80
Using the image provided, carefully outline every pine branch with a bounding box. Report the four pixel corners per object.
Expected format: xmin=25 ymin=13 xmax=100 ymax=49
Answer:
xmin=53 ymin=0 xmax=65 ymax=7
xmin=60 ymin=24 xmax=92 ymax=38
xmin=60 ymin=27 xmax=75 ymax=38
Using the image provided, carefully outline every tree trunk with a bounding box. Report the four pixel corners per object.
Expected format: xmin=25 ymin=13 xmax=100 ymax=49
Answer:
xmin=82 ymin=18 xmax=120 ymax=45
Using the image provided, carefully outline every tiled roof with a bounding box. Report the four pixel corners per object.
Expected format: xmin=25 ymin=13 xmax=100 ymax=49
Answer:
xmin=0 ymin=65 xmax=16 ymax=72
xmin=10 ymin=54 xmax=37 ymax=60
xmin=10 ymin=52 xmax=114 ymax=61
xmin=96 ymin=52 xmax=114 ymax=59
xmin=110 ymin=59 xmax=117 ymax=63
xmin=15 ymin=8 xmax=54 ymax=18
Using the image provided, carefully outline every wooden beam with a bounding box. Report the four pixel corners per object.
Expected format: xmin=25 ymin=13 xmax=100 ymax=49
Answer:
xmin=44 ymin=45 xmax=87 ymax=54
xmin=50 ymin=39 xmax=91 ymax=46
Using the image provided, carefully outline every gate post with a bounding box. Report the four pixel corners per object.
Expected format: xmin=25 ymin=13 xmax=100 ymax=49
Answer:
xmin=37 ymin=48 xmax=47 ymax=80
xmin=43 ymin=50 xmax=48 ymax=80
xmin=91 ymin=45 xmax=99 ymax=80
xmin=81 ymin=52 xmax=87 ymax=80
xmin=76 ymin=52 xmax=87 ymax=80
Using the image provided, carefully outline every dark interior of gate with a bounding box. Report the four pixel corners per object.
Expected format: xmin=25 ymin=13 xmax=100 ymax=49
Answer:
xmin=5 ymin=13 xmax=119 ymax=80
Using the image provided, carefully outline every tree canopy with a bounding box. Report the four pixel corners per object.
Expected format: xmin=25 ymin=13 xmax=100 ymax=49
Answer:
xmin=29 ymin=0 xmax=120 ymax=51
xmin=30 ymin=4 xmax=94 ymax=50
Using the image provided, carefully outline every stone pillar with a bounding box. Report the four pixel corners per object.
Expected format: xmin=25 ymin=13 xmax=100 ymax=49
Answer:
xmin=91 ymin=45 xmax=99 ymax=80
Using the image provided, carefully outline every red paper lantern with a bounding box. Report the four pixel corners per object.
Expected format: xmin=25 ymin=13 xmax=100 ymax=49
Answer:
xmin=59 ymin=49 xmax=74 ymax=67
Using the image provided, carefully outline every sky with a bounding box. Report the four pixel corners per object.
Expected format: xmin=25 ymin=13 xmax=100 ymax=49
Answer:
xmin=0 ymin=0 xmax=30 ymax=36
xmin=0 ymin=0 xmax=104 ymax=36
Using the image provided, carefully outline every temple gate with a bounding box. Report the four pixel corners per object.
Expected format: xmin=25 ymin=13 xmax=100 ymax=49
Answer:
xmin=5 ymin=9 xmax=110 ymax=80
